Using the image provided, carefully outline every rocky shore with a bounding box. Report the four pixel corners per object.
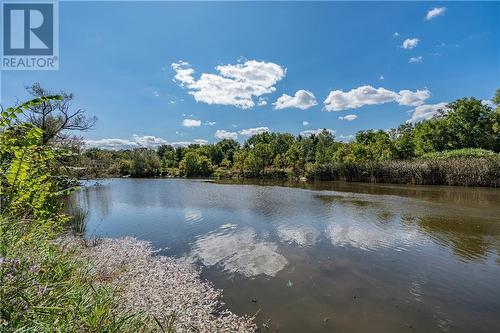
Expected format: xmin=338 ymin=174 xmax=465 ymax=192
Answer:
xmin=62 ymin=237 xmax=256 ymax=332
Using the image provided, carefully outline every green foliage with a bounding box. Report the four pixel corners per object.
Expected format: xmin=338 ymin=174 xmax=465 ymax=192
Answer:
xmin=179 ymin=151 xmax=213 ymax=177
xmin=0 ymin=98 xmax=149 ymax=331
xmin=413 ymin=97 xmax=499 ymax=154
xmin=76 ymin=91 xmax=500 ymax=186
xmin=130 ymin=149 xmax=161 ymax=177
xmin=420 ymin=148 xmax=499 ymax=160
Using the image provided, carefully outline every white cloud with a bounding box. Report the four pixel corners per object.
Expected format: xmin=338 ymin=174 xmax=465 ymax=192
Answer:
xmin=172 ymin=60 xmax=286 ymax=109
xmin=132 ymin=135 xmax=169 ymax=148
xmin=171 ymin=139 xmax=208 ymax=147
xmin=338 ymin=134 xmax=354 ymax=142
xmin=409 ymin=56 xmax=423 ymax=63
xmin=402 ymin=38 xmax=420 ymax=49
xmin=273 ymin=90 xmax=317 ymax=110
xmin=183 ymin=118 xmax=201 ymax=127
xmin=302 ymin=121 xmax=309 ymax=126
xmin=171 ymin=61 xmax=195 ymax=86
xmin=238 ymin=127 xmax=270 ymax=136
xmin=84 ymin=135 xmax=208 ymax=150
xmin=323 ymin=85 xmax=430 ymax=111
xmin=379 ymin=75 xmax=385 ymax=80
xmin=481 ymin=99 xmax=495 ymax=108
xmin=425 ymin=7 xmax=446 ymax=21
xmin=85 ymin=138 xmax=138 ymax=150
xmin=397 ymin=89 xmax=430 ymax=106
xmin=408 ymin=102 xmax=449 ymax=123
xmin=258 ymin=97 xmax=268 ymax=106
xmin=204 ymin=121 xmax=216 ymax=126
xmin=338 ymin=114 xmax=358 ymax=121
xmin=215 ymin=130 xmax=238 ymax=140
xmin=393 ymin=32 xmax=400 ymax=37
xmin=153 ymin=91 xmax=160 ymax=97
xmin=300 ymin=128 xmax=335 ymax=137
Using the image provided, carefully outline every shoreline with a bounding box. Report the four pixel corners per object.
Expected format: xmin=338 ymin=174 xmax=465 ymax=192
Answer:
xmin=61 ymin=236 xmax=256 ymax=332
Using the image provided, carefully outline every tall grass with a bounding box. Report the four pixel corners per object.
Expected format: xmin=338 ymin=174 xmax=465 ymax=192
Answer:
xmin=0 ymin=217 xmax=150 ymax=332
xmin=67 ymin=205 xmax=89 ymax=236
xmin=305 ymin=158 xmax=500 ymax=187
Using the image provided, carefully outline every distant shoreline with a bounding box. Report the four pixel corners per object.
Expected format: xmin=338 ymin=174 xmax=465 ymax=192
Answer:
xmin=79 ymin=156 xmax=500 ymax=188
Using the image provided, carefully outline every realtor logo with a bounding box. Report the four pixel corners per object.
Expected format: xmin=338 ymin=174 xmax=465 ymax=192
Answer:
xmin=1 ymin=1 xmax=59 ymax=70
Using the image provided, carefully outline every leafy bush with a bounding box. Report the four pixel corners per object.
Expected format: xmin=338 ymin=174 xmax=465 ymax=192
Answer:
xmin=420 ymin=148 xmax=499 ymax=160
xmin=0 ymin=98 xmax=149 ymax=331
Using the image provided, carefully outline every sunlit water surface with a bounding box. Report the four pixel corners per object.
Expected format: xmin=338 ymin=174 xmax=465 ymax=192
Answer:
xmin=72 ymin=178 xmax=500 ymax=333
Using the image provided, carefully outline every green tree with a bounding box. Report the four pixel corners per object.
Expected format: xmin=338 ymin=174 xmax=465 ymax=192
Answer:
xmin=179 ymin=151 xmax=213 ymax=177
xmin=130 ymin=149 xmax=161 ymax=177
xmin=215 ymin=139 xmax=240 ymax=162
xmin=285 ymin=142 xmax=304 ymax=177
xmin=251 ymin=143 xmax=273 ymax=177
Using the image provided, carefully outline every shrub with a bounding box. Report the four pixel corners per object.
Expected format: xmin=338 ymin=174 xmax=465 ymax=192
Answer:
xmin=420 ymin=148 xmax=499 ymax=160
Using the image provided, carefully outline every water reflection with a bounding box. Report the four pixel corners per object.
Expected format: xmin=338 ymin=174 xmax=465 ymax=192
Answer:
xmin=183 ymin=207 xmax=203 ymax=224
xmin=72 ymin=179 xmax=500 ymax=333
xmin=415 ymin=215 xmax=499 ymax=261
xmin=187 ymin=228 xmax=288 ymax=277
xmin=276 ymin=225 xmax=319 ymax=247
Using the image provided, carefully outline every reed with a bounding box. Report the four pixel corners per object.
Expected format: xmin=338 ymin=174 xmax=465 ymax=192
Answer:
xmin=305 ymin=157 xmax=500 ymax=187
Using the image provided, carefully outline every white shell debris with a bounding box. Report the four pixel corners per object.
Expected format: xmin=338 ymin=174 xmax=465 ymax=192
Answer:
xmin=67 ymin=236 xmax=256 ymax=332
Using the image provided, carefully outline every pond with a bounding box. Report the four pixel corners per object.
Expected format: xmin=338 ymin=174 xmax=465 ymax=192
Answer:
xmin=72 ymin=178 xmax=500 ymax=333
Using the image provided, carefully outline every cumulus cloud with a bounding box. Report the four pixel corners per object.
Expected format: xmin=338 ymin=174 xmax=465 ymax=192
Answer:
xmin=302 ymin=121 xmax=309 ymax=126
xmin=204 ymin=121 xmax=216 ymax=126
xmin=258 ymin=97 xmax=268 ymax=106
xmin=171 ymin=139 xmax=208 ymax=147
xmin=183 ymin=118 xmax=201 ymax=127
xmin=379 ymin=75 xmax=385 ymax=80
xmin=172 ymin=60 xmax=286 ymax=109
xmin=408 ymin=102 xmax=449 ymax=123
xmin=171 ymin=61 xmax=195 ymax=86
xmin=84 ymin=138 xmax=139 ymax=150
xmin=338 ymin=134 xmax=354 ymax=142
xmin=338 ymin=114 xmax=358 ymax=121
xmin=273 ymin=90 xmax=317 ymax=110
xmin=238 ymin=127 xmax=270 ymax=136
xmin=397 ymin=89 xmax=431 ymax=106
xmin=323 ymin=85 xmax=430 ymax=111
xmin=409 ymin=56 xmax=423 ymax=63
xmin=84 ymin=135 xmax=208 ymax=150
xmin=481 ymin=99 xmax=495 ymax=108
xmin=215 ymin=130 xmax=238 ymax=140
xmin=402 ymin=38 xmax=420 ymax=49
xmin=425 ymin=7 xmax=446 ymax=21
xmin=132 ymin=135 xmax=169 ymax=148
xmin=300 ymin=128 xmax=335 ymax=137
xmin=393 ymin=32 xmax=400 ymax=37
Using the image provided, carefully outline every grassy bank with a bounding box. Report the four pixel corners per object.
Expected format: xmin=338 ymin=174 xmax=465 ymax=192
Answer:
xmin=0 ymin=98 xmax=256 ymax=332
xmin=0 ymin=218 xmax=150 ymax=331
xmin=304 ymin=157 xmax=500 ymax=187
xmin=0 ymin=98 xmax=150 ymax=331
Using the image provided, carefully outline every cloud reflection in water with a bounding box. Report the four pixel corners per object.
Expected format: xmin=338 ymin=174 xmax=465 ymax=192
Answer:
xmin=277 ymin=225 xmax=319 ymax=247
xmin=187 ymin=228 xmax=287 ymax=277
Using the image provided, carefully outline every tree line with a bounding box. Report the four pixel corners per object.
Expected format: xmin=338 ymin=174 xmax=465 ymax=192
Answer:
xmin=4 ymin=84 xmax=499 ymax=186
xmin=77 ymin=91 xmax=500 ymax=186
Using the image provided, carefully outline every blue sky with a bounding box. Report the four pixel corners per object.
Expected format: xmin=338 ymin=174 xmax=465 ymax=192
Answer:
xmin=1 ymin=1 xmax=499 ymax=148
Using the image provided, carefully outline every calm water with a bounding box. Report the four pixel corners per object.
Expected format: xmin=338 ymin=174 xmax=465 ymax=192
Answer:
xmin=72 ymin=179 xmax=500 ymax=333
